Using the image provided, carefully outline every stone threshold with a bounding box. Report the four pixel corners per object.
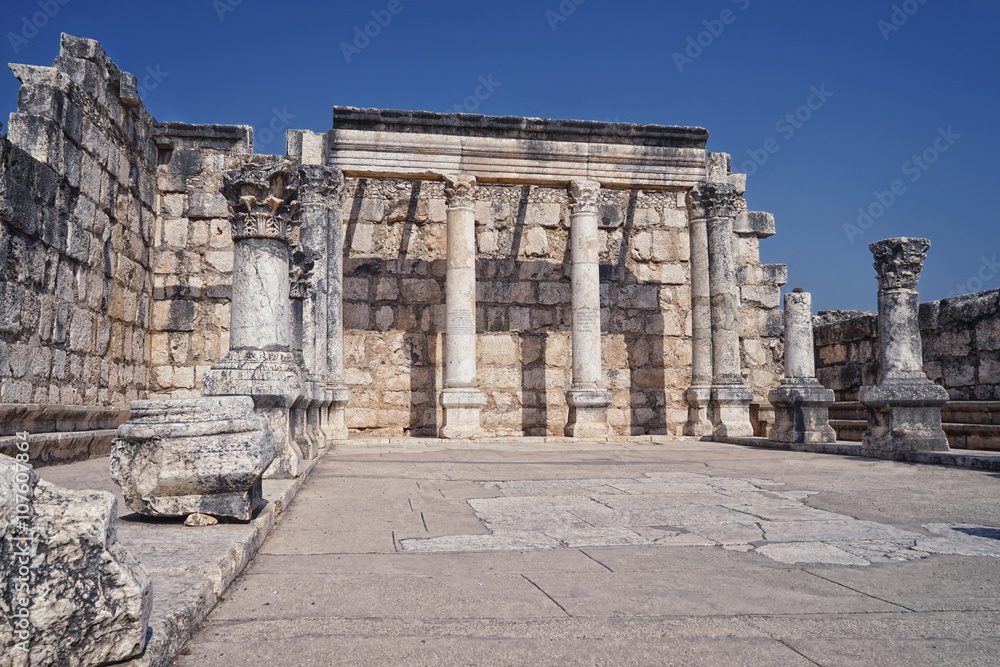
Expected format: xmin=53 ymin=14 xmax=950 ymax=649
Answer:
xmin=36 ymin=450 xmax=323 ymax=667
xmin=714 ymin=436 xmax=1000 ymax=471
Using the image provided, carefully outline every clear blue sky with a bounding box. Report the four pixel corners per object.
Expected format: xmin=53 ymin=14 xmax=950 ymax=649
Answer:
xmin=3 ymin=0 xmax=998 ymax=311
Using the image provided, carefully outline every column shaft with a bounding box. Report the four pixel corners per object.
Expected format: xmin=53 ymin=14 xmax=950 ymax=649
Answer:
xmin=230 ymin=239 xmax=290 ymax=351
xmin=683 ymin=214 xmax=713 ymax=436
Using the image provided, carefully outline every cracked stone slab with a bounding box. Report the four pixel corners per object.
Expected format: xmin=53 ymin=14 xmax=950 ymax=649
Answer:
xmin=401 ymin=472 xmax=1000 ymax=566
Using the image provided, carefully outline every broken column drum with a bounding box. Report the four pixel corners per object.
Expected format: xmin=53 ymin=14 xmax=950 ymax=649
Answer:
xmin=202 ymin=159 xmax=307 ymax=478
xmin=768 ymin=289 xmax=836 ymax=443
xmin=565 ymin=180 xmax=613 ymax=438
xmin=860 ymin=238 xmax=949 ymax=453
xmin=687 ymin=183 xmax=754 ymax=438
xmin=439 ymin=173 xmax=485 ymax=439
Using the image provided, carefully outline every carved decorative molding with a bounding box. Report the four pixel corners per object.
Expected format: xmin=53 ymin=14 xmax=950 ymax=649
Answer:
xmin=289 ymin=247 xmax=314 ymax=299
xmin=685 ymin=183 xmax=742 ymax=221
xmin=869 ymin=237 xmax=930 ymax=291
xmin=442 ymin=173 xmax=477 ymax=208
xmin=223 ymin=160 xmax=301 ymax=242
xmin=568 ymin=180 xmax=601 ymax=214
xmin=298 ymin=164 xmax=344 ymax=203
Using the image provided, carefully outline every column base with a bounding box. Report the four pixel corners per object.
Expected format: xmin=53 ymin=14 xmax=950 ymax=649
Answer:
xmin=324 ymin=384 xmax=350 ymax=442
xmin=710 ymin=384 xmax=754 ymax=438
xmin=110 ymin=396 xmax=274 ymax=521
xmin=683 ymin=385 xmax=713 ymax=437
xmin=859 ymin=380 xmax=950 ymax=454
xmin=565 ymin=388 xmax=613 ymax=439
xmin=439 ymin=387 xmax=485 ymax=440
xmin=202 ymin=350 xmax=305 ymax=479
xmin=768 ymin=379 xmax=836 ymax=444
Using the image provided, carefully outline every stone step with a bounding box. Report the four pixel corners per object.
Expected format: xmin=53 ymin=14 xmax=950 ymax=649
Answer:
xmin=830 ymin=418 xmax=1000 ymax=451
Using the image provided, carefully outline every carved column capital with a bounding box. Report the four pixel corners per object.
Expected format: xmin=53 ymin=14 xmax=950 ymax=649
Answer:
xmin=869 ymin=237 xmax=930 ymax=291
xmin=443 ymin=173 xmax=477 ymax=208
xmin=568 ymin=180 xmax=601 ymax=214
xmin=223 ymin=160 xmax=302 ymax=243
xmin=686 ymin=183 xmax=741 ymax=220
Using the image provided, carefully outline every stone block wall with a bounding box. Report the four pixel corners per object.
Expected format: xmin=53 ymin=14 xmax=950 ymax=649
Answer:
xmin=814 ymin=289 xmax=1000 ymax=400
xmin=146 ymin=123 xmax=252 ymax=399
xmin=339 ymin=177 xmax=697 ymax=436
xmin=0 ymin=34 xmax=157 ymax=407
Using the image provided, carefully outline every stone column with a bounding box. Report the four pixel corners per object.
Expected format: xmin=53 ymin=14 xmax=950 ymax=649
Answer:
xmin=289 ymin=273 xmax=318 ymax=460
xmin=768 ymin=289 xmax=836 ymax=443
xmin=565 ymin=180 xmax=612 ymax=438
xmin=439 ymin=173 xmax=485 ymax=439
xmin=689 ymin=183 xmax=754 ymax=437
xmin=683 ymin=199 xmax=714 ymax=436
xmin=299 ymin=165 xmax=349 ymax=442
xmin=860 ymin=238 xmax=949 ymax=454
xmin=202 ymin=159 xmax=306 ymax=479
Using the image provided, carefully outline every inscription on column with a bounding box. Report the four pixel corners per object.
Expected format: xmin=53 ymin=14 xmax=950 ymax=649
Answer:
xmin=576 ymin=309 xmax=599 ymax=335
xmin=449 ymin=309 xmax=476 ymax=335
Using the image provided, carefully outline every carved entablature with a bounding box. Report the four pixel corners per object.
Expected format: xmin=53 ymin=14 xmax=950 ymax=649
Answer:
xmin=223 ymin=160 xmax=302 ymax=242
xmin=869 ymin=237 xmax=930 ymax=291
xmin=568 ymin=180 xmax=602 ymax=214
xmin=442 ymin=173 xmax=477 ymax=208
xmin=685 ymin=183 xmax=742 ymax=221
xmin=298 ymin=164 xmax=344 ymax=204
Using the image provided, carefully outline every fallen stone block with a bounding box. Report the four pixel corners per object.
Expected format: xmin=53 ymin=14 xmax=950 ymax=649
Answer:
xmin=0 ymin=453 xmax=152 ymax=664
xmin=111 ymin=396 xmax=275 ymax=521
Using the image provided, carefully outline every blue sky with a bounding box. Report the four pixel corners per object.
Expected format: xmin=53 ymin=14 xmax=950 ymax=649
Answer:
xmin=3 ymin=0 xmax=998 ymax=311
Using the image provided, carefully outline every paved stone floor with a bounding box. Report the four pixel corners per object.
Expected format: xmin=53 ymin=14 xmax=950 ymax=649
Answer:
xmin=175 ymin=439 xmax=1000 ymax=666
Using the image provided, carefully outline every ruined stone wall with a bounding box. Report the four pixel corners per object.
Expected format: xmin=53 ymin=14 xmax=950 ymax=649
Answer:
xmin=814 ymin=289 xmax=1000 ymax=401
xmin=146 ymin=124 xmax=251 ymax=399
xmin=0 ymin=35 xmax=157 ymax=406
xmin=339 ymin=177 xmax=694 ymax=436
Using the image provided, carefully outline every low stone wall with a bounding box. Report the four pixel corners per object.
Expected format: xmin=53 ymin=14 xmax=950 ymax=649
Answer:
xmin=814 ymin=289 xmax=1000 ymax=401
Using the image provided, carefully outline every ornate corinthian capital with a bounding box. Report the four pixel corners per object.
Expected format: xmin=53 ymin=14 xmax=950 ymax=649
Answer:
xmin=685 ymin=183 xmax=742 ymax=221
xmin=568 ymin=180 xmax=601 ymax=214
xmin=443 ymin=173 xmax=477 ymax=208
xmin=298 ymin=164 xmax=344 ymax=204
xmin=869 ymin=237 xmax=930 ymax=291
xmin=223 ymin=159 xmax=302 ymax=242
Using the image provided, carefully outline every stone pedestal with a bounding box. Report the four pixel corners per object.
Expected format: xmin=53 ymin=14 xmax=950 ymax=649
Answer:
xmin=111 ymin=396 xmax=275 ymax=520
xmin=439 ymin=174 xmax=485 ymax=439
xmin=860 ymin=238 xmax=949 ymax=454
xmin=769 ymin=289 xmax=836 ymax=443
xmin=684 ymin=210 xmax=714 ymax=436
xmin=688 ymin=184 xmax=753 ymax=438
xmin=202 ymin=160 xmax=306 ymax=478
xmin=565 ymin=180 xmax=612 ymax=438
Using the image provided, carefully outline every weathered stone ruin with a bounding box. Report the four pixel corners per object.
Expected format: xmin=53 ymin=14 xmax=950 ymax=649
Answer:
xmin=1 ymin=453 xmax=152 ymax=665
xmin=2 ymin=32 xmax=999 ymax=663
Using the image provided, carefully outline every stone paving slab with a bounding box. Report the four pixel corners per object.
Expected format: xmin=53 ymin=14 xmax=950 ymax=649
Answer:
xmin=174 ymin=439 xmax=1000 ymax=665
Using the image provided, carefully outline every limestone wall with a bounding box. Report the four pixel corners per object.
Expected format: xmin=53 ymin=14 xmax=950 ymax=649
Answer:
xmin=146 ymin=123 xmax=251 ymax=399
xmin=0 ymin=35 xmax=158 ymax=407
xmin=814 ymin=289 xmax=1000 ymax=400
